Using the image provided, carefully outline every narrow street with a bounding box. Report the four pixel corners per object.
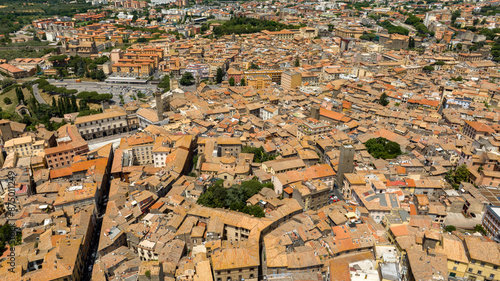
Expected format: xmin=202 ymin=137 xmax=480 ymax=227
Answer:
xmin=81 ymin=157 xmax=113 ymax=280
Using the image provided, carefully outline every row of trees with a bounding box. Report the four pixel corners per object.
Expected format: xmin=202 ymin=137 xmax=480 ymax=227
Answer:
xmin=36 ymin=78 xmax=111 ymax=104
xmin=197 ymin=179 xmax=274 ymax=218
xmin=378 ymin=20 xmax=409 ymax=35
xmin=76 ymin=91 xmax=112 ymax=104
xmin=36 ymin=78 xmax=78 ymax=96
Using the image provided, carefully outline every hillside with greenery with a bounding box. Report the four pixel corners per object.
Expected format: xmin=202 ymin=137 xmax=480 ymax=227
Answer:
xmin=0 ymin=0 xmax=96 ymax=36
xmin=197 ymin=179 xmax=274 ymax=218
xmin=211 ymin=17 xmax=304 ymax=36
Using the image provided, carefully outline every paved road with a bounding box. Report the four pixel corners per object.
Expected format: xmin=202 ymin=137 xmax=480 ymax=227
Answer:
xmin=50 ymin=79 xmax=158 ymax=105
xmin=32 ymin=84 xmax=47 ymax=104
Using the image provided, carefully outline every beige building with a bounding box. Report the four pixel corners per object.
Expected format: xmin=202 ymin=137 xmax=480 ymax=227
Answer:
xmin=463 ymin=236 xmax=500 ymax=281
xmin=212 ymin=241 xmax=259 ymax=281
xmin=289 ymin=180 xmax=330 ymax=211
xmin=4 ymin=136 xmax=45 ymax=157
xmin=299 ymin=27 xmax=318 ymax=38
xmin=75 ymin=110 xmax=129 ymax=140
xmin=247 ymin=74 xmax=272 ymax=89
xmin=217 ymin=137 xmax=242 ymax=157
xmin=132 ymin=143 xmax=155 ymax=165
xmin=281 ymin=70 xmax=302 ymax=91
xmin=297 ymin=118 xmax=332 ymax=142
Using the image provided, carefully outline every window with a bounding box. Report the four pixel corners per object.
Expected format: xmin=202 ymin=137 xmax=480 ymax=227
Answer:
xmin=478 ymin=270 xmax=482 ymax=275
xmin=455 ymin=261 xmax=460 ymax=265
xmin=468 ymin=268 xmax=473 ymax=272
xmin=453 ymin=267 xmax=457 ymax=271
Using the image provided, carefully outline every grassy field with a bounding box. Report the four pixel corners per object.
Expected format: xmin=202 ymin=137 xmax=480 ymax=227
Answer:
xmin=0 ymin=87 xmax=30 ymax=115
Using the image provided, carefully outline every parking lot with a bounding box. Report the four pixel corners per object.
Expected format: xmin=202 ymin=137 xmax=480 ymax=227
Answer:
xmin=444 ymin=212 xmax=483 ymax=230
xmin=49 ymin=79 xmax=158 ymax=105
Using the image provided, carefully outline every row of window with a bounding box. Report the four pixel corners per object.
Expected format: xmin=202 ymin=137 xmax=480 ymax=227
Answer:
xmin=467 ymin=268 xmax=495 ymax=279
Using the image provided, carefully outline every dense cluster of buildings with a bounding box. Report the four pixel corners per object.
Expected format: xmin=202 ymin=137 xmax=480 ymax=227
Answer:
xmin=0 ymin=0 xmax=500 ymax=281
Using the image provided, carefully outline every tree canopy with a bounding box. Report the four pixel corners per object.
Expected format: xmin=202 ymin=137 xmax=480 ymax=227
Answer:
xmin=365 ymin=138 xmax=402 ymax=159
xmin=180 ymin=72 xmax=195 ymax=86
xmin=197 ymin=179 xmax=274 ymax=218
xmin=445 ymin=164 xmax=470 ymax=189
xmin=212 ymin=16 xmax=304 ymax=36
xmin=242 ymin=146 xmax=278 ymax=163
xmin=379 ymin=92 xmax=389 ymax=106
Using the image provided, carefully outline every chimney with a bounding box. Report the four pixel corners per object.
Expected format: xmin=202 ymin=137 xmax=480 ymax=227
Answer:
xmin=155 ymin=92 xmax=163 ymax=122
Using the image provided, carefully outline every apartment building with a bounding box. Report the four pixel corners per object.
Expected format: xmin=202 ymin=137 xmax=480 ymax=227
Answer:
xmin=53 ymin=183 xmax=99 ymax=211
xmin=289 ymin=180 xmax=330 ymax=211
xmin=75 ymin=110 xmax=129 ymax=140
xmin=297 ymin=118 xmax=332 ymax=142
xmin=260 ymin=106 xmax=279 ymax=121
xmin=213 ymin=137 xmax=241 ymax=157
xmin=153 ymin=137 xmax=172 ymax=168
xmin=462 ymin=120 xmax=495 ymax=140
xmin=463 ymin=236 xmax=500 ymax=281
xmin=4 ymin=136 xmax=45 ymax=157
xmin=281 ymin=70 xmax=302 ymax=91
xmin=482 ymin=205 xmax=500 ymax=240
xmin=132 ymin=143 xmax=155 ymax=165
xmin=244 ymin=69 xmax=282 ymax=84
xmin=111 ymin=62 xmax=153 ymax=77
xmin=45 ymin=125 xmax=89 ymax=169
xmin=211 ymin=241 xmax=259 ymax=281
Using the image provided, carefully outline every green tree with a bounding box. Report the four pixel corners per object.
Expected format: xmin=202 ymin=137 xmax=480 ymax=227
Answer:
xmin=423 ymin=65 xmax=434 ymax=72
xmin=444 ymin=225 xmax=456 ymax=232
xmin=229 ymin=77 xmax=235 ymax=86
xmin=145 ymin=270 xmax=151 ymax=278
xmin=15 ymin=87 xmax=24 ymax=104
xmin=216 ymin=67 xmax=223 ymax=84
xmin=3 ymin=97 xmax=12 ymax=105
xmin=445 ymin=164 xmax=470 ymax=189
xmin=197 ymin=179 xmax=267 ymax=217
xmin=240 ymin=78 xmax=246 ymax=86
xmin=95 ymin=70 xmax=106 ymax=81
xmin=158 ymin=75 xmax=170 ymax=91
xmin=454 ymin=164 xmax=470 ymax=183
xmin=474 ymin=224 xmax=487 ymax=235
xmin=249 ymin=62 xmax=260 ymax=70
xmin=294 ymin=57 xmax=300 ymax=67
xmin=379 ymin=92 xmax=389 ymax=106
xmin=180 ymin=72 xmax=195 ymax=86
xmin=365 ymin=138 xmax=402 ymax=159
